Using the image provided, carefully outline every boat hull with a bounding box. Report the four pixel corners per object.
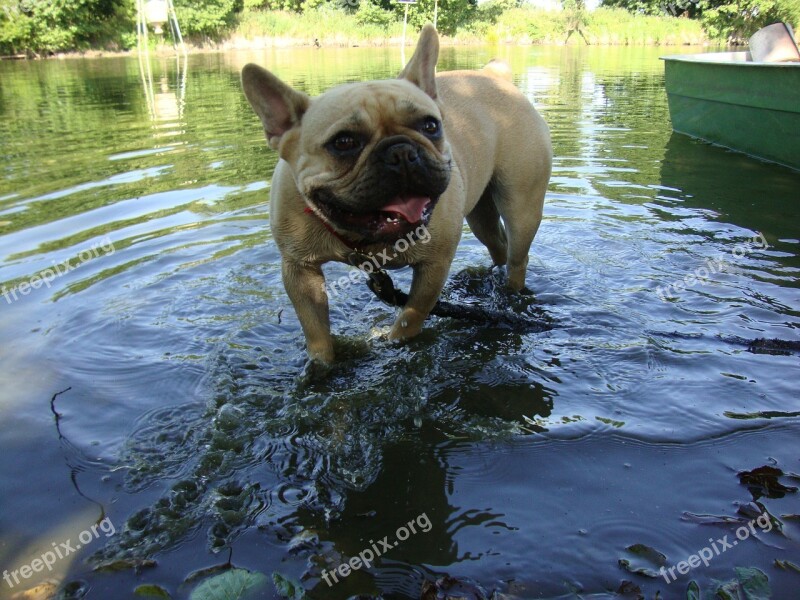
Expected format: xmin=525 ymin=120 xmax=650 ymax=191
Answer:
xmin=662 ymin=52 xmax=800 ymax=171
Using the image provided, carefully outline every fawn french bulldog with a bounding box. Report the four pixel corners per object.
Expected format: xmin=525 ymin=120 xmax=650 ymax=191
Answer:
xmin=242 ymin=25 xmax=551 ymax=363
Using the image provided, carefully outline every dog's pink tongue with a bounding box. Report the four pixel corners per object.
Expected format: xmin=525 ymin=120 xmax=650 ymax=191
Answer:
xmin=381 ymin=195 xmax=431 ymax=223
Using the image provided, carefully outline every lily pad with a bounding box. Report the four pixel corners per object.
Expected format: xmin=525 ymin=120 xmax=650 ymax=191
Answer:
xmin=189 ymin=569 xmax=269 ymax=600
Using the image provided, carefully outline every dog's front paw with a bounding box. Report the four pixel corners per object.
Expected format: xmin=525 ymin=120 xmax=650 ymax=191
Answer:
xmin=297 ymin=355 xmax=333 ymax=387
xmin=388 ymin=308 xmax=426 ymax=341
xmin=307 ymin=341 xmax=335 ymax=365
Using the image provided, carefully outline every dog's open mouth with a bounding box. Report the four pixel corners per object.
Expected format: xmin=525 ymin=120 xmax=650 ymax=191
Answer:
xmin=312 ymin=192 xmax=437 ymax=240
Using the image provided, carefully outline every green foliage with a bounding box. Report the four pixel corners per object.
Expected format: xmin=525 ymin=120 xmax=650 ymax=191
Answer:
xmin=173 ymin=0 xmax=241 ymax=36
xmin=493 ymin=7 xmax=563 ymax=42
xmin=602 ymin=0 xmax=800 ymax=41
xmin=587 ymin=6 xmax=704 ymax=43
xmin=1 ymin=0 xmax=711 ymax=55
xmin=699 ymin=0 xmax=800 ymax=41
xmin=0 ymin=0 xmax=134 ymax=55
xmin=392 ymin=0 xmax=478 ymax=36
xmin=234 ymin=4 xmax=405 ymax=43
xmin=355 ymin=1 xmax=395 ymax=30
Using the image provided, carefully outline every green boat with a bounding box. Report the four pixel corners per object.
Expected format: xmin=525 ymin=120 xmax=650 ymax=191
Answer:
xmin=661 ymin=51 xmax=800 ymax=171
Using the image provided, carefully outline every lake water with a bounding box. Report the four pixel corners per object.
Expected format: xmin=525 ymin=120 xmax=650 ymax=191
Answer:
xmin=1 ymin=45 xmax=799 ymax=599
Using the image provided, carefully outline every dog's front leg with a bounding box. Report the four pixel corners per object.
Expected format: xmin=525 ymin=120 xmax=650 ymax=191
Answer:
xmin=388 ymin=260 xmax=451 ymax=341
xmin=282 ymin=260 xmax=334 ymax=363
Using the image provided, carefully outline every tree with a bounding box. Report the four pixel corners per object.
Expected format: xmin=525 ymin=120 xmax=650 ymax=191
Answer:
xmin=699 ymin=0 xmax=800 ymax=41
xmin=173 ymin=0 xmax=242 ymax=37
xmin=392 ymin=0 xmax=478 ymax=36
xmin=0 ymin=0 xmax=132 ymax=55
xmin=601 ymin=0 xmax=800 ymax=41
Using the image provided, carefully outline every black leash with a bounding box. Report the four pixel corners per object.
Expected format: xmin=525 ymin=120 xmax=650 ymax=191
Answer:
xmin=348 ymin=252 xmax=553 ymax=333
xmin=345 ymin=252 xmax=800 ymax=354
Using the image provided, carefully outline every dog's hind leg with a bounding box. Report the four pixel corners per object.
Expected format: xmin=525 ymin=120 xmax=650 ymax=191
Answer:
xmin=465 ymin=175 xmax=508 ymax=267
xmin=495 ymin=173 xmax=546 ymax=291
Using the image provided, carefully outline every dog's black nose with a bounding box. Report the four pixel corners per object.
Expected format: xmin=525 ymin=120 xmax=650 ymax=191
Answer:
xmin=381 ymin=142 xmax=419 ymax=167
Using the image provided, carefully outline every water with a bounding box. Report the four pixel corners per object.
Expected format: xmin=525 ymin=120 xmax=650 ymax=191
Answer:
xmin=1 ymin=45 xmax=799 ymax=599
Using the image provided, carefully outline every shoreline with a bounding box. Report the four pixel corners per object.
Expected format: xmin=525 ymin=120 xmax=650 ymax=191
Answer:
xmin=0 ymin=34 xmax=713 ymax=61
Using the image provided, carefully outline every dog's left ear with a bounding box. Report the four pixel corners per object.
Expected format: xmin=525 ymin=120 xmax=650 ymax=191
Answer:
xmin=399 ymin=24 xmax=439 ymax=100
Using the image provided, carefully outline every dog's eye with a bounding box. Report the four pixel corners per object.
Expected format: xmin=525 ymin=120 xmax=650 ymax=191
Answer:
xmin=420 ymin=117 xmax=441 ymax=138
xmin=328 ymin=133 xmax=362 ymax=155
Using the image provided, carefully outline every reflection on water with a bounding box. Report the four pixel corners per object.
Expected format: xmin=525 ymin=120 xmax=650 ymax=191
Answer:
xmin=0 ymin=46 xmax=798 ymax=599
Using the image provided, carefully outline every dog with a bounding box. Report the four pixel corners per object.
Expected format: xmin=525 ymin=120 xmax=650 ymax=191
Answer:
xmin=241 ymin=25 xmax=551 ymax=363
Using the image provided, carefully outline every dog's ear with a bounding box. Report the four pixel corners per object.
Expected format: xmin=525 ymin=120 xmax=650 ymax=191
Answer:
xmin=242 ymin=64 xmax=310 ymax=151
xmin=399 ymin=24 xmax=439 ymax=100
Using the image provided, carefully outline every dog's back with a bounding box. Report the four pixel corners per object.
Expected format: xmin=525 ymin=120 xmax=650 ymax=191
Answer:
xmin=436 ymin=65 xmax=552 ymax=290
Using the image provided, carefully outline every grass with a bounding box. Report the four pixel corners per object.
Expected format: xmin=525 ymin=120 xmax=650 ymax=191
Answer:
xmin=230 ymin=6 xmax=406 ymax=47
xmin=228 ymin=6 xmax=707 ymax=47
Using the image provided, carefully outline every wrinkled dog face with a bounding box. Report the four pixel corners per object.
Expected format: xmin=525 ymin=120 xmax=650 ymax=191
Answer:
xmin=289 ymin=80 xmax=452 ymax=241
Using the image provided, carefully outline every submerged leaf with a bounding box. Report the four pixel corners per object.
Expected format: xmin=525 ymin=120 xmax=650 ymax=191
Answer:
xmin=189 ymin=569 xmax=269 ymax=600
xmin=735 ymin=567 xmax=770 ymax=600
xmin=686 ymin=580 xmax=700 ymax=600
xmin=421 ymin=576 xmax=489 ymax=600
xmin=271 ymin=572 xmax=307 ymax=599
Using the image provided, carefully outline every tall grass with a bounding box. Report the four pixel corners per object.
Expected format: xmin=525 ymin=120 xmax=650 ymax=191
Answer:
xmin=585 ymin=8 xmax=706 ymax=45
xmin=231 ymin=6 xmax=405 ymax=47
xmin=229 ymin=6 xmax=707 ymax=47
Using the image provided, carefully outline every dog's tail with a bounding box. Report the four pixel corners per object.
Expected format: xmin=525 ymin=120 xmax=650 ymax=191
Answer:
xmin=482 ymin=59 xmax=513 ymax=82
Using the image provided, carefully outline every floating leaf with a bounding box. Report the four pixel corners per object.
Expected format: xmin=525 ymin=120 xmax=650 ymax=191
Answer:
xmin=134 ymin=584 xmax=172 ymax=598
xmin=618 ymin=543 xmax=667 ymax=578
xmin=271 ymin=572 xmax=306 ymax=599
xmin=723 ymin=410 xmax=800 ymax=420
xmin=189 ymin=568 xmax=268 ymax=600
xmin=774 ymin=559 xmax=800 ymax=574
xmin=93 ymin=558 xmax=157 ymax=572
xmin=682 ymin=511 xmax=743 ymax=525
xmin=738 ymin=466 xmax=798 ymax=500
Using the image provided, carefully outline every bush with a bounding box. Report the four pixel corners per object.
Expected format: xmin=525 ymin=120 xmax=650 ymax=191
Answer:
xmin=0 ymin=0 xmax=134 ymax=55
xmin=355 ymin=2 xmax=395 ymax=30
xmin=174 ymin=0 xmax=241 ymax=36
